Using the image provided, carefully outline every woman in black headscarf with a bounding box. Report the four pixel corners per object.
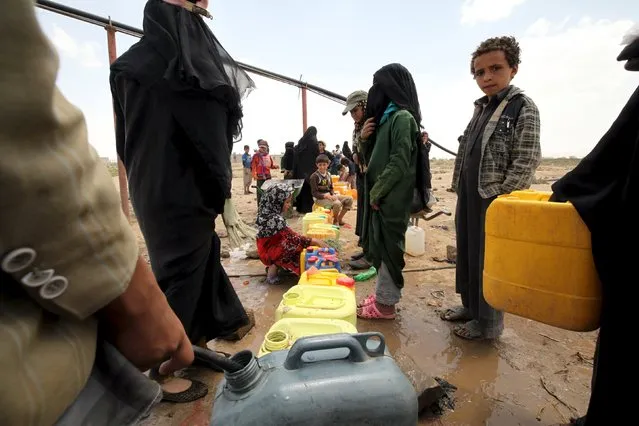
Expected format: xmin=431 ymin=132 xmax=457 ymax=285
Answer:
xmin=110 ymin=0 xmax=254 ymax=401
xmin=550 ymin=31 xmax=638 ymax=426
xmin=342 ymin=140 xmax=353 ymax=161
xmin=356 ymin=63 xmax=422 ymax=320
xmin=281 ymin=141 xmax=295 ymax=178
xmin=292 ymin=126 xmax=320 ymax=213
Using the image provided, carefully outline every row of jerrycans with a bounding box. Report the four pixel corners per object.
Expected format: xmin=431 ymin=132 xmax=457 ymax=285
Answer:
xmin=211 ymin=256 xmax=418 ymax=425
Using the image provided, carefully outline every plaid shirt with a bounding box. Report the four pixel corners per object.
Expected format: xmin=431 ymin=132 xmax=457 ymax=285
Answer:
xmin=451 ymin=86 xmax=541 ymax=198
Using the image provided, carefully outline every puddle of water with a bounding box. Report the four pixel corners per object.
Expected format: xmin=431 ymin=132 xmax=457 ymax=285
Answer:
xmin=211 ymin=274 xmax=582 ymax=426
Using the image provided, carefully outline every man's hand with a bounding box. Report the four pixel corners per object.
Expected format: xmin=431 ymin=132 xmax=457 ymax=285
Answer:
xmin=324 ymin=194 xmax=335 ymax=201
xmin=360 ymin=118 xmax=376 ymax=140
xmin=100 ymin=257 xmax=194 ymax=375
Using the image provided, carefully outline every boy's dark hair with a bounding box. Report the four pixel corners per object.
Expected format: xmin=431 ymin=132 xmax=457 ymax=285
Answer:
xmin=243 ymin=145 xmax=250 ymax=150
xmin=470 ymin=36 xmax=521 ymax=75
xmin=316 ymin=154 xmax=330 ymax=164
xmin=340 ymin=157 xmax=350 ymax=166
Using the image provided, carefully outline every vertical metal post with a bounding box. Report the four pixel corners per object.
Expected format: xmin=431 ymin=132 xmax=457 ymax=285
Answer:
xmin=301 ymin=85 xmax=308 ymax=133
xmin=106 ymin=24 xmax=130 ymax=219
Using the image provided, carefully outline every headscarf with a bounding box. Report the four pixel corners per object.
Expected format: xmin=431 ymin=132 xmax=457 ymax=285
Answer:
xmin=256 ymin=183 xmax=294 ymax=238
xmin=365 ymin=63 xmax=422 ymax=127
xmin=296 ymin=126 xmax=318 ymax=152
xmin=281 ymin=141 xmax=295 ymax=170
xmin=342 ymin=141 xmax=353 ymax=160
xmin=110 ymin=0 xmax=255 ymax=139
xmin=293 ymin=126 xmax=320 ymax=179
xmin=352 ymin=99 xmax=367 ymax=138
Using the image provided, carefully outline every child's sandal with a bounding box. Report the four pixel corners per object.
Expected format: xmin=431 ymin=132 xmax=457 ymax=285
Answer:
xmin=356 ymin=303 xmax=396 ymax=320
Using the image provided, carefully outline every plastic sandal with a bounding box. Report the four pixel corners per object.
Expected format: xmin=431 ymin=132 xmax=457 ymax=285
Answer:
xmin=357 ymin=302 xmax=396 ymax=320
xmin=357 ymin=294 xmax=376 ymax=308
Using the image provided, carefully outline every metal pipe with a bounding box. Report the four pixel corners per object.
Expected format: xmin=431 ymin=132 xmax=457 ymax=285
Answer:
xmin=37 ymin=0 xmax=142 ymax=37
xmin=105 ymin=25 xmax=131 ymax=219
xmin=35 ymin=0 xmax=346 ymax=104
xmin=35 ymin=0 xmax=457 ymax=156
xmin=301 ymin=86 xmax=308 ymax=132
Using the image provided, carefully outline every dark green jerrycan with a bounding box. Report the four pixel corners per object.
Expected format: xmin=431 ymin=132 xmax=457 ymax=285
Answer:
xmin=211 ymin=332 xmax=418 ymax=426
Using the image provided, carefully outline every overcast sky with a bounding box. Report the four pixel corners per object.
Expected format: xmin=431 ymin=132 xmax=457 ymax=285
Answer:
xmin=36 ymin=0 xmax=637 ymax=159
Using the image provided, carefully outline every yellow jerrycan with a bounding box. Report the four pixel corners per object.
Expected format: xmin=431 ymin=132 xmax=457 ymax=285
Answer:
xmin=483 ymin=190 xmax=601 ymax=332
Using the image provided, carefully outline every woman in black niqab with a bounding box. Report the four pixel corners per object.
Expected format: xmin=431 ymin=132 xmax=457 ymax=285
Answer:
xmin=549 ymin=32 xmax=639 ymax=426
xmin=342 ymin=140 xmax=353 ymax=161
xmin=365 ymin=63 xmax=422 ymax=126
xmin=281 ymin=141 xmax=295 ymax=177
xmin=110 ymin=0 xmax=254 ymax=402
xmin=293 ymin=126 xmax=320 ymax=213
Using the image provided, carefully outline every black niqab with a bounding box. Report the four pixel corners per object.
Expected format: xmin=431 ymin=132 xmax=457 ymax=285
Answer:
xmin=342 ymin=141 xmax=353 ymax=160
xmin=109 ymin=0 xmax=251 ymax=344
xmin=111 ymin=0 xmax=254 ymax=138
xmin=550 ymin=42 xmax=638 ymax=425
xmin=281 ymin=141 xmax=295 ymax=170
xmin=364 ymin=63 xmax=428 ymax=213
xmin=365 ymin=63 xmax=422 ymax=126
xmin=293 ymin=126 xmax=320 ymax=179
xmin=292 ymin=126 xmax=320 ymax=213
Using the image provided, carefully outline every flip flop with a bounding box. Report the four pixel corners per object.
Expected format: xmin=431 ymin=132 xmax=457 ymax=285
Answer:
xmin=440 ymin=306 xmax=472 ymax=322
xmin=453 ymin=320 xmax=485 ymax=340
xmin=357 ymin=302 xmax=396 ymax=320
xmin=357 ymin=294 xmax=376 ymax=308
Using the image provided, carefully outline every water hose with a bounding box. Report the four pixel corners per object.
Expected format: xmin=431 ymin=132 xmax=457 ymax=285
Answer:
xmin=193 ymin=345 xmax=245 ymax=373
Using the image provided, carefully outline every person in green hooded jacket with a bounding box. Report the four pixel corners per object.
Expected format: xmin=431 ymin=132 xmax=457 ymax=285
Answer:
xmin=356 ymin=63 xmax=422 ymax=320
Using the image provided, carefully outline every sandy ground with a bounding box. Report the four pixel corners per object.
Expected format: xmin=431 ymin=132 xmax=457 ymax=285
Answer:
xmin=114 ymin=158 xmax=597 ymax=426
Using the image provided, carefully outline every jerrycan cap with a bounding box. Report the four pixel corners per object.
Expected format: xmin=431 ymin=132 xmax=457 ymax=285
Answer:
xmin=337 ymin=277 xmax=355 ymax=289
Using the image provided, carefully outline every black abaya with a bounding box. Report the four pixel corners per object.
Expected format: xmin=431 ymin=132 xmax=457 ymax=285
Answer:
xmin=549 ymin=36 xmax=638 ymax=424
xmin=551 ymin=85 xmax=639 ymax=426
xmin=109 ymin=0 xmax=253 ymax=343
xmin=293 ymin=127 xmax=320 ymax=213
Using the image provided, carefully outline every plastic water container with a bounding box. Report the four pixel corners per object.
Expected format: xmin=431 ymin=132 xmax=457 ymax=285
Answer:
xmin=211 ymin=333 xmax=418 ymax=426
xmin=300 ymin=246 xmax=342 ymax=274
xmin=312 ymin=206 xmax=334 ymax=223
xmin=303 ymin=213 xmax=329 ymax=234
xmin=405 ymin=225 xmax=425 ymax=257
xmin=275 ymin=284 xmax=357 ymax=326
xmin=298 ymin=269 xmax=353 ymax=291
xmin=257 ymin=318 xmax=357 ymax=358
xmin=306 ymin=229 xmax=335 ymax=241
xmin=308 ymin=223 xmax=340 ymax=239
xmin=483 ymin=190 xmax=602 ymax=332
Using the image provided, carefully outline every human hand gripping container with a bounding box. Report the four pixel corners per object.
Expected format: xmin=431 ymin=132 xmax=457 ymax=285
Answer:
xmin=483 ymin=190 xmax=602 ymax=332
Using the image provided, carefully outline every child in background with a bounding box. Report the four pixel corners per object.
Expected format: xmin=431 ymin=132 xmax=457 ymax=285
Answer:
xmin=256 ymin=183 xmax=328 ymax=284
xmin=339 ymin=156 xmax=357 ymax=189
xmin=242 ymin=144 xmax=253 ymax=194
xmin=251 ymin=139 xmax=278 ymax=203
xmin=311 ymin=154 xmax=353 ymax=226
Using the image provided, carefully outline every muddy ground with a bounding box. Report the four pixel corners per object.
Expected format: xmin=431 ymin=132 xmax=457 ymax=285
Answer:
xmin=113 ymin=157 xmax=597 ymax=426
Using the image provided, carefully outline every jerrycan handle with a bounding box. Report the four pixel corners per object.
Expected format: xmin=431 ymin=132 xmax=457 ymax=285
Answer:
xmin=284 ymin=332 xmax=386 ymax=370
